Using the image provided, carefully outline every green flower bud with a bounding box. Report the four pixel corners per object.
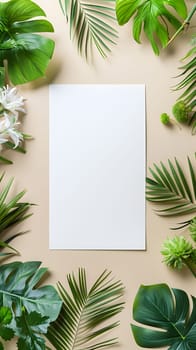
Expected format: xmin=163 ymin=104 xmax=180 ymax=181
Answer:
xmin=161 ymin=236 xmax=193 ymax=270
xmin=160 ymin=113 xmax=170 ymax=125
xmin=172 ymin=101 xmax=189 ymax=123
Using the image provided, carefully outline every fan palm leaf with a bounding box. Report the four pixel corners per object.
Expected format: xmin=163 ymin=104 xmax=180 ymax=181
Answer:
xmin=47 ymin=268 xmax=124 ymax=350
xmin=146 ymin=156 xmax=196 ymax=216
xmin=59 ymin=0 xmax=118 ymax=59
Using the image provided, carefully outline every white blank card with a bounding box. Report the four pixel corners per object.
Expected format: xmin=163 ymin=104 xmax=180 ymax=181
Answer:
xmin=49 ymin=84 xmax=145 ymax=250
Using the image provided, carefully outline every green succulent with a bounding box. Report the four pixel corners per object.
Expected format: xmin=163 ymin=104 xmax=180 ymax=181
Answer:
xmin=161 ymin=236 xmax=193 ymax=270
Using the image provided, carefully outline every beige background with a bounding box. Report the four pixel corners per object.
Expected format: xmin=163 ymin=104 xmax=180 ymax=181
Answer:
xmin=3 ymin=0 xmax=195 ymax=349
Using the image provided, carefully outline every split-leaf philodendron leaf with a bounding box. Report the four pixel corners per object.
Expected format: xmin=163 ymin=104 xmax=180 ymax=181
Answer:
xmin=116 ymin=0 xmax=187 ymax=55
xmin=131 ymin=284 xmax=196 ymax=349
xmin=0 ymin=0 xmax=55 ymax=85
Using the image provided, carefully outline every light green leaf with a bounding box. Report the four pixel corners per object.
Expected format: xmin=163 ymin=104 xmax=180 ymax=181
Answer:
xmin=0 ymin=174 xmax=32 ymax=255
xmin=173 ymin=37 xmax=196 ymax=110
xmin=0 ymin=306 xmax=14 ymax=341
xmin=131 ymin=284 xmax=196 ymax=349
xmin=59 ymin=0 xmax=118 ymax=59
xmin=47 ymin=268 xmax=124 ymax=350
xmin=116 ymin=0 xmax=187 ymax=54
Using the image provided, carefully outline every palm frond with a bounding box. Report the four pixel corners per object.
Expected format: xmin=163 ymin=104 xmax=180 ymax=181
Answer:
xmin=0 ymin=174 xmax=32 ymax=255
xmin=146 ymin=156 xmax=196 ymax=216
xmin=59 ymin=0 xmax=118 ymax=59
xmin=173 ymin=33 xmax=196 ymax=110
xmin=47 ymin=268 xmax=124 ymax=350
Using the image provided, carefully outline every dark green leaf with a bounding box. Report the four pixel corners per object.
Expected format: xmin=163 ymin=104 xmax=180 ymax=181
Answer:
xmin=131 ymin=284 xmax=196 ymax=349
xmin=16 ymin=311 xmax=50 ymax=350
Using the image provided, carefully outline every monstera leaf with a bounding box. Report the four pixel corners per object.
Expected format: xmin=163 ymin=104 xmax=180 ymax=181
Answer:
xmin=116 ymin=0 xmax=187 ymax=55
xmin=0 ymin=0 xmax=55 ymax=85
xmin=131 ymin=284 xmax=196 ymax=349
xmin=0 ymin=261 xmax=62 ymax=321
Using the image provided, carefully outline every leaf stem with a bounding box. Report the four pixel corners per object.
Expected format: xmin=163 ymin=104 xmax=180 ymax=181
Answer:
xmin=167 ymin=4 xmax=196 ymax=46
xmin=184 ymin=259 xmax=196 ymax=278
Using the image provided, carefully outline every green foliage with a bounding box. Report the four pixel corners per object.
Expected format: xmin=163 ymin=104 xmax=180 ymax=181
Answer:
xmin=0 ymin=306 xmax=14 ymax=349
xmin=0 ymin=261 xmax=62 ymax=350
xmin=161 ymin=236 xmax=194 ymax=269
xmin=160 ymin=113 xmax=170 ymax=125
xmin=47 ymin=268 xmax=124 ymax=350
xmin=131 ymin=284 xmax=196 ymax=349
xmin=0 ymin=0 xmax=55 ymax=85
xmin=16 ymin=311 xmax=50 ymax=350
xmin=173 ymin=34 xmax=196 ymax=132
xmin=59 ymin=0 xmax=118 ymax=59
xmin=189 ymin=216 xmax=196 ymax=242
xmin=172 ymin=100 xmax=190 ymax=123
xmin=146 ymin=156 xmax=196 ymax=216
xmin=116 ymin=0 xmax=187 ymax=55
xmin=0 ymin=174 xmax=32 ymax=257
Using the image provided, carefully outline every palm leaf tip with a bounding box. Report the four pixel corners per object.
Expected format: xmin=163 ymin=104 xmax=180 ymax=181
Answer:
xmin=47 ymin=268 xmax=124 ymax=350
xmin=59 ymin=0 xmax=118 ymax=59
xmin=146 ymin=156 xmax=196 ymax=217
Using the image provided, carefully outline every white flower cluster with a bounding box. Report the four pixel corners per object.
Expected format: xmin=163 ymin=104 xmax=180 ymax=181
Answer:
xmin=0 ymin=85 xmax=25 ymax=149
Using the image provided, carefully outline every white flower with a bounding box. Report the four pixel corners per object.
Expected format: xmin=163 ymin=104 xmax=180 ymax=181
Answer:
xmin=0 ymin=114 xmax=23 ymax=148
xmin=0 ymin=85 xmax=25 ymax=117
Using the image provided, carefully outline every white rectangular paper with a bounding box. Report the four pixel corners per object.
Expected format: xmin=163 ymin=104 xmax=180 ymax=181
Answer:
xmin=49 ymin=84 xmax=146 ymax=250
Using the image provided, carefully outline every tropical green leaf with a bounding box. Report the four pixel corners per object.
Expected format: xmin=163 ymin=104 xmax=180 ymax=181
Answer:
xmin=0 ymin=261 xmax=62 ymax=321
xmin=0 ymin=174 xmax=32 ymax=255
xmin=47 ymin=268 xmax=124 ymax=350
xmin=0 ymin=306 xmax=14 ymax=341
xmin=131 ymin=284 xmax=196 ymax=349
xmin=0 ymin=0 xmax=55 ymax=85
xmin=173 ymin=34 xmax=196 ymax=113
xmin=16 ymin=311 xmax=50 ymax=350
xmin=146 ymin=156 xmax=196 ymax=216
xmin=116 ymin=0 xmax=187 ymax=55
xmin=59 ymin=0 xmax=118 ymax=59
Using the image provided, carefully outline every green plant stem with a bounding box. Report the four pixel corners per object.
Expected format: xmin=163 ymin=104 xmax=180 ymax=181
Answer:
xmin=184 ymin=259 xmax=196 ymax=278
xmin=167 ymin=4 xmax=196 ymax=46
xmin=0 ymin=66 xmax=5 ymax=88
